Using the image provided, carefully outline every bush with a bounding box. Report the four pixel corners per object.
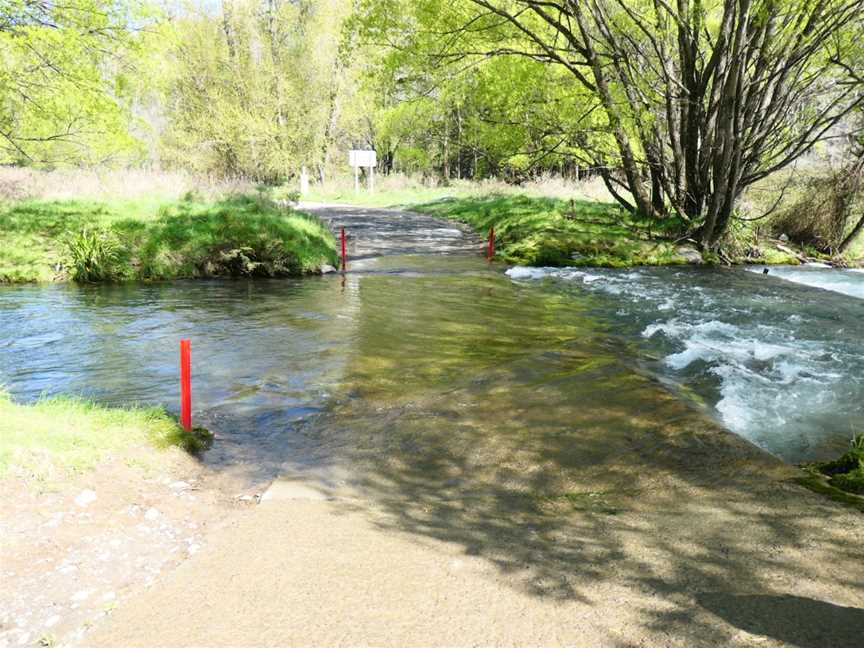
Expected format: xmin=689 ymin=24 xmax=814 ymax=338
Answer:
xmin=134 ymin=195 xmax=336 ymax=279
xmin=772 ymin=159 xmax=864 ymax=253
xmin=1 ymin=194 xmax=336 ymax=283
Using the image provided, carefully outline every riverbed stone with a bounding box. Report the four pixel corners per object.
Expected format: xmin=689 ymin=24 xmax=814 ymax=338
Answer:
xmin=676 ymin=245 xmax=704 ymax=264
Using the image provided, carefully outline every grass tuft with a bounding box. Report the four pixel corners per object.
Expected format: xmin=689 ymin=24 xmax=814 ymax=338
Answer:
xmin=65 ymin=227 xmax=125 ymax=282
xmin=0 ymin=392 xmax=206 ymax=478
xmin=810 ymin=434 xmax=864 ymax=495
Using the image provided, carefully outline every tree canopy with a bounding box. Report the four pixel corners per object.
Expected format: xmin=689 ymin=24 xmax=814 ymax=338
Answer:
xmin=3 ymin=0 xmax=863 ymax=247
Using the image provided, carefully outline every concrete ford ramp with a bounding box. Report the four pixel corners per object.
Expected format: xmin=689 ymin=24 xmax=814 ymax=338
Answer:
xmin=90 ymin=205 xmax=864 ymax=647
xmin=304 ymin=202 xmax=483 ymax=260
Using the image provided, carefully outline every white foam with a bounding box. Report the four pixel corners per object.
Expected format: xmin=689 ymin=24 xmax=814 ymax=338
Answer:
xmin=505 ymin=266 xmax=550 ymax=280
xmin=755 ymin=266 xmax=864 ymax=300
xmin=510 ymin=264 xmax=860 ymax=460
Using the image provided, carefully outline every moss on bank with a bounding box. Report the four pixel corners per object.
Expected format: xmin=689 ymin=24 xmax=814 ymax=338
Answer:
xmin=810 ymin=436 xmax=864 ymax=495
xmin=0 ymin=392 xmax=210 ymax=478
xmin=0 ymin=194 xmax=337 ymax=283
xmin=796 ymin=435 xmax=864 ymax=511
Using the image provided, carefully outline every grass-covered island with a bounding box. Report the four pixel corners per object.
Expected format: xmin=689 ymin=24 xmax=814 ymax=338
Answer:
xmin=0 ymin=194 xmax=337 ymax=283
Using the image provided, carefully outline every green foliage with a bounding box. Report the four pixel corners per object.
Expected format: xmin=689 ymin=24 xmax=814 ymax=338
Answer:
xmin=133 ymin=195 xmax=337 ymax=279
xmin=0 ymin=195 xmax=336 ymax=283
xmin=153 ymin=0 xmax=355 ymax=180
xmin=0 ymin=391 xmax=197 ymax=477
xmin=0 ymin=0 xmax=145 ymax=164
xmin=814 ymin=435 xmax=864 ymax=496
xmin=357 ymin=13 xmax=603 ymax=180
xmin=356 ymin=0 xmax=864 ymax=247
xmin=64 ymin=228 xmax=125 ymax=282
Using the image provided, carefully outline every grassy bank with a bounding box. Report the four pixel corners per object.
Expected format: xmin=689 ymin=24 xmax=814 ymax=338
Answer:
xmin=305 ymin=176 xmax=807 ymax=267
xmin=414 ymin=195 xmax=697 ymax=267
xmin=0 ymin=392 xmax=206 ymax=478
xmin=0 ymin=194 xmax=337 ymax=283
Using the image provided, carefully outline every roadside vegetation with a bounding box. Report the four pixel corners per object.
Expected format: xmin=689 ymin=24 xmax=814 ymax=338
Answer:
xmin=0 ymin=191 xmax=337 ymax=283
xmin=0 ymin=392 xmax=209 ymax=479
xmin=416 ymin=195 xmax=685 ymax=267
xmin=4 ymin=1 xmax=863 ymax=263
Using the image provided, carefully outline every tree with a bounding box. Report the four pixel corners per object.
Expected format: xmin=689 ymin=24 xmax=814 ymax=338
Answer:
xmin=154 ymin=0 xmax=356 ymax=181
xmin=356 ymin=13 xmax=604 ymax=181
xmin=0 ymin=0 xmax=142 ymax=164
xmin=360 ymin=0 xmax=864 ymax=248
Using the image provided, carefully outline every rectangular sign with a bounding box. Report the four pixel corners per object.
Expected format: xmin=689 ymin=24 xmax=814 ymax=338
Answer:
xmin=349 ymin=150 xmax=377 ymax=168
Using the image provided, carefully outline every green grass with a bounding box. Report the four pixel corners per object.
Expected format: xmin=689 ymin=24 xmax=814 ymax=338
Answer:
xmin=414 ymin=195 xmax=688 ymax=267
xmin=0 ymin=194 xmax=337 ymax=283
xmin=0 ymin=392 xmax=208 ymax=477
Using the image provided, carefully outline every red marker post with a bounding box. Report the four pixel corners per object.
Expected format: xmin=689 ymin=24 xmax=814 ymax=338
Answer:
xmin=180 ymin=339 xmax=192 ymax=432
xmin=487 ymin=226 xmax=495 ymax=261
xmin=340 ymin=227 xmax=347 ymax=272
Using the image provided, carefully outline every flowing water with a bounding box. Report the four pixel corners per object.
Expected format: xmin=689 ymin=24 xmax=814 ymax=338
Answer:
xmin=1 ymin=208 xmax=862 ymax=485
xmin=507 ymin=263 xmax=864 ymax=461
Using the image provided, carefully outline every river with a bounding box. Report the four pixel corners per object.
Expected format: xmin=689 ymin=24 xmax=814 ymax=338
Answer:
xmin=1 ymin=208 xmax=861 ymax=483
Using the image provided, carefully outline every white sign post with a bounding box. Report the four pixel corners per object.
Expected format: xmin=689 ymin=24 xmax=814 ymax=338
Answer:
xmin=349 ymin=150 xmax=377 ymax=194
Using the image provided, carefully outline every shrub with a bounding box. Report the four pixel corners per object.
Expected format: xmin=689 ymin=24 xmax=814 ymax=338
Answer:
xmin=772 ymin=159 xmax=864 ymax=253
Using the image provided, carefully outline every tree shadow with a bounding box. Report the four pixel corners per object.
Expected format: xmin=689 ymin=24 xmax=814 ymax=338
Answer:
xmin=693 ymin=593 xmax=864 ymax=647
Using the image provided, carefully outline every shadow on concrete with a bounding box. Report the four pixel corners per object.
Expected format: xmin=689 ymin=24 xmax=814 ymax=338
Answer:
xmin=695 ymin=593 xmax=864 ymax=648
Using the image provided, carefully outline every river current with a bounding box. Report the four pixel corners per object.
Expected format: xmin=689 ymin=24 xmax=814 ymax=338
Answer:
xmin=1 ymin=205 xmax=862 ymax=475
xmin=508 ymin=263 xmax=864 ymax=461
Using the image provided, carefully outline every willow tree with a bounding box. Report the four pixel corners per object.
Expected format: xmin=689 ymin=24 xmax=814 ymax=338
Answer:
xmin=154 ymin=0 xmax=356 ymax=181
xmin=0 ymin=0 xmax=141 ymax=164
xmin=364 ymin=0 xmax=864 ymax=248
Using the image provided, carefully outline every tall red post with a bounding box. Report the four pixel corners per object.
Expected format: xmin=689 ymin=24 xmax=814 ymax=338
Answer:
xmin=340 ymin=227 xmax=347 ymax=272
xmin=180 ymin=339 xmax=192 ymax=432
xmin=487 ymin=226 xmax=495 ymax=261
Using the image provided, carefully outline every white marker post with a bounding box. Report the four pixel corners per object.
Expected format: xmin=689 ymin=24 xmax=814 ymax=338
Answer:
xmin=300 ymin=166 xmax=310 ymax=196
xmin=349 ymin=150 xmax=377 ymax=194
